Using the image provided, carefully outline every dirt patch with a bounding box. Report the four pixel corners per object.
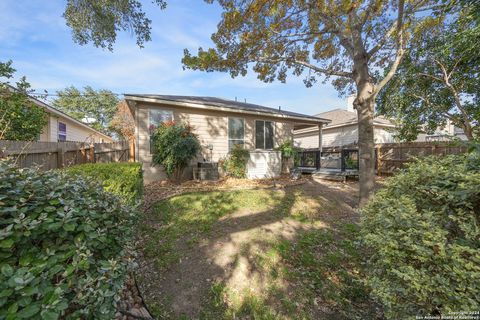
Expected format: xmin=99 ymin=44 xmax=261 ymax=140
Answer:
xmin=136 ymin=177 xmax=363 ymax=319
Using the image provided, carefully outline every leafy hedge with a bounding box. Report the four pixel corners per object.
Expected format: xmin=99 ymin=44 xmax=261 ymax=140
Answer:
xmin=220 ymin=145 xmax=250 ymax=178
xmin=151 ymin=121 xmax=201 ymax=180
xmin=0 ymin=161 xmax=137 ymax=319
xmin=361 ymin=149 xmax=480 ymax=319
xmin=65 ymin=162 xmax=143 ymax=205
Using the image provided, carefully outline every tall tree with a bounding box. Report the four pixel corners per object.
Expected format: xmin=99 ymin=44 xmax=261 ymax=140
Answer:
xmin=63 ymin=0 xmax=167 ymax=50
xmin=52 ymin=86 xmax=119 ymax=135
xmin=110 ymin=100 xmax=135 ymax=141
xmin=182 ymin=0 xmax=445 ymax=204
xmin=0 ymin=61 xmax=47 ymax=141
xmin=377 ymin=4 xmax=479 ymax=141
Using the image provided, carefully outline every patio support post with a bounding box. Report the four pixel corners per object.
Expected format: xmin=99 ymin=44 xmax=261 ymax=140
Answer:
xmin=317 ymin=124 xmax=323 ymax=169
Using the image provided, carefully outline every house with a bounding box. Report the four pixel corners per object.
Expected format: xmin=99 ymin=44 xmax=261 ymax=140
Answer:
xmin=294 ymin=96 xmax=396 ymax=149
xmin=124 ymin=94 xmax=330 ymax=182
xmin=30 ymin=94 xmax=113 ymax=143
xmin=415 ymin=119 xmax=468 ymax=142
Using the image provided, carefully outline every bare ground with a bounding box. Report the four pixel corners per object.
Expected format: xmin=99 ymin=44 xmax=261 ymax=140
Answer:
xmin=136 ymin=177 xmax=363 ymax=319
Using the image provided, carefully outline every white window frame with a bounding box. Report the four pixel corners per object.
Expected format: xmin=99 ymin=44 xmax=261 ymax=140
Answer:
xmin=149 ymin=109 xmax=173 ymax=154
xmin=227 ymin=117 xmax=245 ymax=151
xmin=255 ymin=120 xmax=275 ymax=150
xmin=58 ymin=121 xmax=67 ymax=142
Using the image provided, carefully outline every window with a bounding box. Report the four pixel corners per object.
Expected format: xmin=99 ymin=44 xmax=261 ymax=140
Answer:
xmin=228 ymin=117 xmax=245 ymax=151
xmin=255 ymin=120 xmax=274 ymax=149
xmin=149 ymin=109 xmax=173 ymax=153
xmin=58 ymin=122 xmax=66 ymax=141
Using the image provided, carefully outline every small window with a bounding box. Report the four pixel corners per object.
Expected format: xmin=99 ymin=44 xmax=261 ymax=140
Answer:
xmin=228 ymin=117 xmax=245 ymax=151
xmin=255 ymin=120 xmax=274 ymax=149
xmin=149 ymin=109 xmax=173 ymax=153
xmin=58 ymin=122 xmax=66 ymax=142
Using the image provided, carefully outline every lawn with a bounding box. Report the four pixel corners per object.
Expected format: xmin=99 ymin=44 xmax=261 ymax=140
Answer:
xmin=136 ymin=180 xmax=379 ymax=319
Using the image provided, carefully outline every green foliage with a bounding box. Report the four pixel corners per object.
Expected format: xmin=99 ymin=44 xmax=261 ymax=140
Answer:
xmin=52 ymin=86 xmax=119 ymax=135
xmin=377 ymin=4 xmax=479 ymax=141
xmin=63 ymin=0 xmax=167 ymax=50
xmin=151 ymin=122 xmax=201 ymax=179
xmin=361 ymin=149 xmax=480 ymax=318
xmin=0 ymin=161 xmax=137 ymax=319
xmin=0 ymin=60 xmax=48 ymax=141
xmin=64 ymin=162 xmax=143 ymax=205
xmin=220 ymin=144 xmax=249 ymax=178
xmin=182 ymin=1 xmax=444 ymax=94
xmin=276 ymin=140 xmax=300 ymax=160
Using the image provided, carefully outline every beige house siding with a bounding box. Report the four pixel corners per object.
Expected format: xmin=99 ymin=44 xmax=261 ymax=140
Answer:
xmin=38 ymin=114 xmax=113 ymax=143
xmin=374 ymin=127 xmax=396 ymax=144
xmin=135 ymin=103 xmax=295 ymax=182
xmin=294 ymin=124 xmax=395 ymax=149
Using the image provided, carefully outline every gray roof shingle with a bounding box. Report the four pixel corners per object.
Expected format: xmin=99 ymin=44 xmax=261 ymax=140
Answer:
xmin=124 ymin=94 xmax=330 ymax=123
xmin=315 ymin=108 xmax=393 ymax=127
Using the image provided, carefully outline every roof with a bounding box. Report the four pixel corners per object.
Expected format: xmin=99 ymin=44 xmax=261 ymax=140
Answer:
xmin=315 ymin=108 xmax=394 ymax=128
xmin=124 ymin=94 xmax=330 ymax=124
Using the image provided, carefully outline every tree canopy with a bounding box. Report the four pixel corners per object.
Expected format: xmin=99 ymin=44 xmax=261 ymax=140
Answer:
xmin=63 ymin=0 xmax=167 ymax=50
xmin=182 ymin=0 xmax=447 ymax=204
xmin=52 ymin=86 xmax=119 ymax=135
xmin=0 ymin=61 xmax=47 ymax=141
xmin=377 ymin=4 xmax=479 ymax=141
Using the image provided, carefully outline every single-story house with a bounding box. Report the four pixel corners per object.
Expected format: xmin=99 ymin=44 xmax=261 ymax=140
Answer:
xmin=30 ymin=94 xmax=113 ymax=143
xmin=294 ymin=97 xmax=396 ymax=148
xmin=124 ymin=94 xmax=330 ymax=182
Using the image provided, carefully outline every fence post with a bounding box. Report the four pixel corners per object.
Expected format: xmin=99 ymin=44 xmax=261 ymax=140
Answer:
xmin=89 ymin=143 xmax=95 ymax=163
xmin=129 ymin=140 xmax=135 ymax=162
xmin=81 ymin=146 xmax=87 ymax=163
xmin=57 ymin=145 xmax=65 ymax=169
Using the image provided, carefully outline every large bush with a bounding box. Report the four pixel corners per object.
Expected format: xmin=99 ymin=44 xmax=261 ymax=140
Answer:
xmin=65 ymin=162 xmax=143 ymax=205
xmin=151 ymin=121 xmax=201 ymax=180
xmin=0 ymin=161 xmax=136 ymax=319
xmin=361 ymin=149 xmax=480 ymax=319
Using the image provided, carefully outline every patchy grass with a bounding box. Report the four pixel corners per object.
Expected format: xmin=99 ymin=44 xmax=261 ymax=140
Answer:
xmin=137 ymin=184 xmax=378 ymax=319
xmin=199 ymin=225 xmax=376 ymax=320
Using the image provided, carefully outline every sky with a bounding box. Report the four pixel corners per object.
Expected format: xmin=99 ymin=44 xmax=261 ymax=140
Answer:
xmin=0 ymin=0 xmax=348 ymax=115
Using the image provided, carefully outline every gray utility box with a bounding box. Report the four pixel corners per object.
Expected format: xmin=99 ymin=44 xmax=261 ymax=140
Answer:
xmin=193 ymin=162 xmax=219 ymax=181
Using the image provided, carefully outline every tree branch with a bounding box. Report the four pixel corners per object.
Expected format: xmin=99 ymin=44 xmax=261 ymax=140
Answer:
xmin=373 ymin=0 xmax=406 ymax=98
xmin=293 ymin=59 xmax=354 ymax=78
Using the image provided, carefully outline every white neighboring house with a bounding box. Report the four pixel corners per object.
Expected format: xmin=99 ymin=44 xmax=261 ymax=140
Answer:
xmin=294 ymin=96 xmax=396 ymax=149
xmin=415 ymin=119 xmax=468 ymax=142
xmin=30 ymin=94 xmax=113 ymax=143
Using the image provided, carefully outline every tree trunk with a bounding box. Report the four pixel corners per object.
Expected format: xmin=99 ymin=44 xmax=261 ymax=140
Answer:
xmin=355 ymin=88 xmax=376 ymax=207
xmin=461 ymin=122 xmax=474 ymax=141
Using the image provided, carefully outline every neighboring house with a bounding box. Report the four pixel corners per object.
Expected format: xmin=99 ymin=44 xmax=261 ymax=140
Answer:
xmin=415 ymin=119 xmax=468 ymax=142
xmin=29 ymin=94 xmax=113 ymax=143
xmin=124 ymin=94 xmax=330 ymax=182
xmin=294 ymin=97 xmax=396 ymax=149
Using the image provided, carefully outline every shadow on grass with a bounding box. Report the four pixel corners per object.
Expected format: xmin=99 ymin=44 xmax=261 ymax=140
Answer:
xmin=136 ymin=181 xmax=379 ymax=319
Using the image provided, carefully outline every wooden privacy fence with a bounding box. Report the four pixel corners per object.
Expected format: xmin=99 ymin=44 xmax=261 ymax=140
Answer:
xmin=0 ymin=140 xmax=132 ymax=170
xmin=376 ymin=141 xmax=468 ymax=175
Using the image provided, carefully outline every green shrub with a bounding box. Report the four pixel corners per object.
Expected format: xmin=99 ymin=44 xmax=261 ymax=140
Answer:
xmin=361 ymin=150 xmax=480 ymax=319
xmin=276 ymin=140 xmax=299 ymax=159
xmin=220 ymin=145 xmax=250 ymax=178
xmin=151 ymin=121 xmax=201 ymax=180
xmin=0 ymin=161 xmax=137 ymax=319
xmin=65 ymin=162 xmax=143 ymax=205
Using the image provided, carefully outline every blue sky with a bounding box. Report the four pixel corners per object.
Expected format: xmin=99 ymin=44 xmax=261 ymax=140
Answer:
xmin=0 ymin=0 xmax=347 ymax=115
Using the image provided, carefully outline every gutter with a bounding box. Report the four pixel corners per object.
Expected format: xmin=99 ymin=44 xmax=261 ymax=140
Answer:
xmin=294 ymin=120 xmax=396 ymax=134
xmin=124 ymin=95 xmax=331 ymax=125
